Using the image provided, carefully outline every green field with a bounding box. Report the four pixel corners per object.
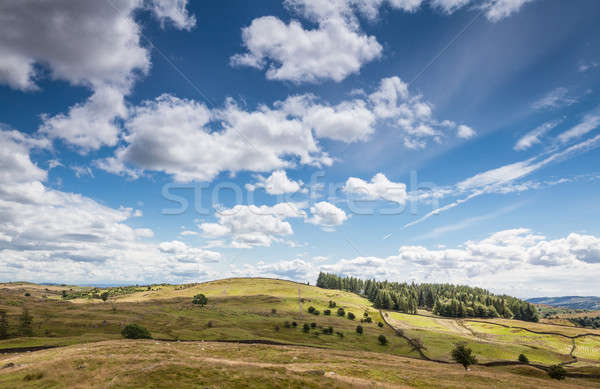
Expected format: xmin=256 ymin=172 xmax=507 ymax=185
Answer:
xmin=0 ymin=278 xmax=599 ymax=388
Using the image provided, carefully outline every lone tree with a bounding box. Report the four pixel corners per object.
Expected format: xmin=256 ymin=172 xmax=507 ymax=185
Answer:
xmin=547 ymin=365 xmax=567 ymax=380
xmin=303 ymin=323 xmax=310 ymax=333
xmin=347 ymin=312 xmax=356 ymax=320
xmin=356 ymin=325 xmax=363 ymax=335
xmin=451 ymin=343 xmax=477 ymax=370
xmin=337 ymin=308 xmax=345 ymax=317
xmin=19 ymin=308 xmax=33 ymax=337
xmin=0 ymin=310 xmax=8 ymax=339
xmin=192 ymin=294 xmax=208 ymax=307
xmin=518 ymin=353 xmax=529 ymax=364
xmin=378 ymin=334 xmax=388 ymax=345
xmin=121 ymin=324 xmax=152 ymax=339
xmin=100 ymin=292 xmax=109 ymax=302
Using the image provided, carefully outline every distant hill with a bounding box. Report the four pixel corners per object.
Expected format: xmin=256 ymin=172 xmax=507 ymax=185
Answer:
xmin=527 ymin=296 xmax=600 ymax=310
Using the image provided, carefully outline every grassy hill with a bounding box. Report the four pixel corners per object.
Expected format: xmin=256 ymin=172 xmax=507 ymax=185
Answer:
xmin=1 ymin=278 xmax=599 ymax=388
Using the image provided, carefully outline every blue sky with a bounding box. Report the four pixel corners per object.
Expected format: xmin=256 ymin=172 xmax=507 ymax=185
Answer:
xmin=1 ymin=0 xmax=600 ymax=297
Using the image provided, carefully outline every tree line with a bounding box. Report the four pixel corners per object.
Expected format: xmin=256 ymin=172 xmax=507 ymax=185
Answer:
xmin=316 ymin=272 xmax=539 ymax=322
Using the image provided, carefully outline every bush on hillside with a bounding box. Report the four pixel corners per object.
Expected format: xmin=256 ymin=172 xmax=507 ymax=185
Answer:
xmin=356 ymin=325 xmax=363 ymax=335
xmin=337 ymin=308 xmax=345 ymax=317
xmin=329 ymin=300 xmax=336 ymax=308
xmin=303 ymin=323 xmax=310 ymax=333
xmin=518 ymin=353 xmax=529 ymax=364
xmin=377 ymin=321 xmax=384 ymax=327
xmin=307 ymin=306 xmax=316 ymax=314
xmin=451 ymin=343 xmax=477 ymax=370
xmin=121 ymin=323 xmax=152 ymax=339
xmin=324 ymin=309 xmax=331 ymax=315
xmin=310 ymin=322 xmax=317 ymax=328
xmin=347 ymin=312 xmax=355 ymax=320
xmin=192 ymin=294 xmax=208 ymax=306
xmin=547 ymin=365 xmax=566 ymax=380
xmin=378 ymin=335 xmax=388 ymax=345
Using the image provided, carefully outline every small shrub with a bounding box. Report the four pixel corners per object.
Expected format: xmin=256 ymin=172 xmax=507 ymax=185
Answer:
xmin=336 ymin=331 xmax=344 ymax=338
xmin=377 ymin=321 xmax=383 ymax=327
xmin=310 ymin=322 xmax=317 ymax=328
xmin=547 ymin=365 xmax=567 ymax=380
xmin=378 ymin=335 xmax=388 ymax=345
xmin=365 ymin=317 xmax=372 ymax=323
xmin=284 ymin=321 xmax=291 ymax=328
xmin=324 ymin=309 xmax=331 ymax=316
xmin=337 ymin=308 xmax=345 ymax=317
xmin=303 ymin=323 xmax=310 ymax=333
xmin=451 ymin=343 xmax=477 ymax=370
xmin=192 ymin=294 xmax=208 ymax=306
xmin=24 ymin=292 xmax=31 ymax=297
xmin=271 ymin=308 xmax=277 ymax=314
xmin=23 ymin=372 xmax=44 ymax=381
xmin=19 ymin=308 xmax=33 ymax=337
xmin=307 ymin=306 xmax=316 ymax=314
xmin=0 ymin=310 xmax=8 ymax=340
xmin=100 ymin=292 xmax=109 ymax=301
xmin=347 ymin=312 xmax=355 ymax=320
xmin=207 ymin=321 xmax=213 ymax=328
xmin=292 ymin=321 xmax=297 ymax=327
xmin=329 ymin=300 xmax=336 ymax=308
xmin=274 ymin=325 xmax=280 ymax=332
xmin=121 ymin=323 xmax=152 ymax=339
xmin=313 ymin=310 xmax=320 ymax=316
xmin=518 ymin=353 xmax=529 ymax=364
xmin=356 ymin=325 xmax=363 ymax=335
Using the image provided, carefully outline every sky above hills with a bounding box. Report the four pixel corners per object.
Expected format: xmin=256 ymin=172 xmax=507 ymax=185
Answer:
xmin=1 ymin=0 xmax=599 ymax=297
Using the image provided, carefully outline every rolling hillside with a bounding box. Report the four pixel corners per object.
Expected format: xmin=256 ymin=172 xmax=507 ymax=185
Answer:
xmin=528 ymin=296 xmax=600 ymax=310
xmin=0 ymin=278 xmax=599 ymax=388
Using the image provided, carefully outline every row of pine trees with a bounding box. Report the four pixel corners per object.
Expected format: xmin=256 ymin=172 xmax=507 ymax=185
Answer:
xmin=316 ymin=272 xmax=539 ymax=322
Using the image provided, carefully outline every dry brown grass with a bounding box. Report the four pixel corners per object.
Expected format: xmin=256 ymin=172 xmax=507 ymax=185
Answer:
xmin=1 ymin=340 xmax=599 ymax=389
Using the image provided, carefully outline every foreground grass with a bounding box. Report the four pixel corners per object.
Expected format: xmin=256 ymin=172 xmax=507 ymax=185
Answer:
xmin=1 ymin=340 xmax=599 ymax=389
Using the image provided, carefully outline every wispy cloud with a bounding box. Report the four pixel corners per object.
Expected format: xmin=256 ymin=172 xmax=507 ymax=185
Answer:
xmin=514 ymin=120 xmax=561 ymax=151
xmin=558 ymin=113 xmax=600 ymax=143
xmin=531 ymin=87 xmax=577 ymax=110
xmin=405 ymin=133 xmax=600 ymax=228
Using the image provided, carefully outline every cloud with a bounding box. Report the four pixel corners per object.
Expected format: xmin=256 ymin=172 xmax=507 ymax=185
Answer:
xmin=99 ymin=75 xmax=473 ymax=181
xmin=280 ymin=95 xmax=376 ymax=142
xmin=199 ymin=203 xmax=306 ymax=248
xmin=457 ymin=124 xmax=476 ymax=139
xmin=514 ymin=120 xmax=560 ymax=151
xmin=246 ymin=170 xmax=303 ymax=195
xmin=0 ymin=129 xmax=221 ymax=284
xmin=579 ymin=62 xmax=599 ymax=72
xmin=484 ymin=0 xmax=535 ymax=22
xmin=97 ymin=94 xmax=331 ymax=182
xmin=232 ymin=258 xmax=316 ymax=281
xmin=231 ymin=16 xmax=382 ymax=83
xmin=0 ymin=0 xmax=195 ymax=151
xmin=343 ymin=173 xmax=407 ymax=204
xmin=158 ymin=240 xmax=220 ymax=263
xmin=557 ymin=114 xmax=600 ymax=143
xmin=368 ymin=76 xmax=474 ymax=148
xmin=406 ymin=133 xmax=600 ymax=227
xmin=307 ymin=201 xmax=348 ymax=228
xmin=432 ymin=0 xmax=534 ymax=22
xmin=321 ymin=229 xmax=600 ymax=292
xmin=149 ymin=0 xmax=196 ymax=30
xmin=531 ymin=87 xmax=577 ymax=110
